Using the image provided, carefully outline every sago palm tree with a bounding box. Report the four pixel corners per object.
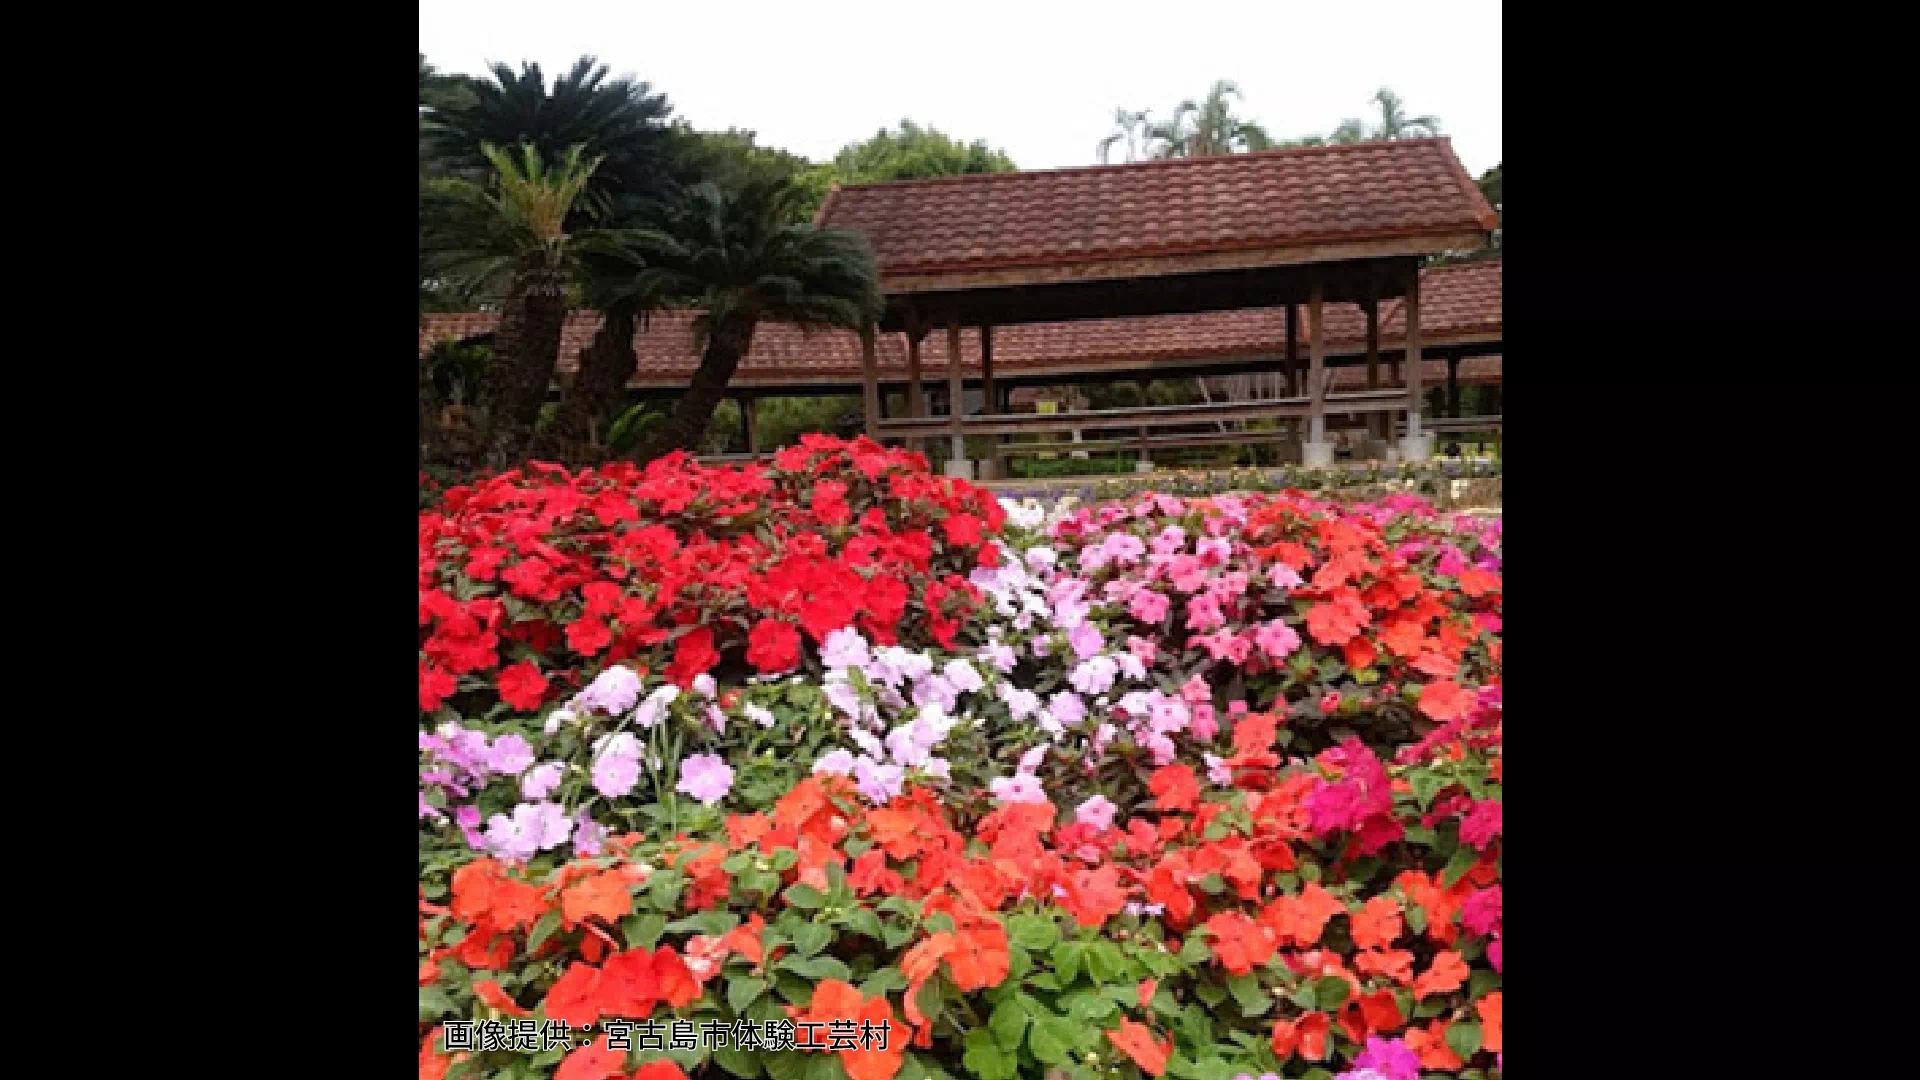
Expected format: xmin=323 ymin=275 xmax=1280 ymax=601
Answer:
xmin=422 ymin=143 xmax=630 ymax=467
xmin=424 ymin=57 xmax=675 ymax=224
xmin=625 ymin=178 xmax=882 ymax=462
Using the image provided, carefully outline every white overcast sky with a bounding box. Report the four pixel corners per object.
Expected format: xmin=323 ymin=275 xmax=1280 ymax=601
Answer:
xmin=420 ymin=0 xmax=1501 ymax=177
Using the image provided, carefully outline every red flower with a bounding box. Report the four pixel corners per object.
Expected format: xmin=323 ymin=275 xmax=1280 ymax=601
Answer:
xmin=942 ymin=512 xmax=983 ymax=547
xmin=566 ymin=617 xmax=613 ymax=656
xmin=418 ymin=663 xmax=456 ymax=712
xmin=495 ymin=661 xmax=549 ymax=711
xmin=746 ymin=618 xmax=802 ymax=674
xmin=1106 ymin=1019 xmax=1171 ymax=1076
xmin=665 ymin=626 xmax=717 ymax=687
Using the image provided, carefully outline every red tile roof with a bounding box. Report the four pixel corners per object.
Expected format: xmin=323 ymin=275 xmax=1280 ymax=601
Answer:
xmin=815 ymin=139 xmax=1498 ymax=279
xmin=418 ymin=258 xmax=1501 ymax=390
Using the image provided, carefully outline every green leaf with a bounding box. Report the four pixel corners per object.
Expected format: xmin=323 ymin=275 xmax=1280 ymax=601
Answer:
xmin=1227 ymin=973 xmax=1270 ymax=1016
xmin=728 ymin=976 xmax=768 ymax=1014
xmin=788 ymin=921 xmax=832 ymax=958
xmin=1051 ymin=941 xmax=1086 ymax=986
xmin=1027 ymin=1014 xmax=1079 ymax=1065
xmin=1446 ymin=1020 xmax=1483 ymax=1059
xmin=1195 ymin=980 xmax=1228 ymax=1007
xmin=1007 ymin=913 xmax=1059 ymax=952
xmin=1084 ymin=942 xmax=1126 ymax=985
xmin=418 ymin=986 xmax=455 ymax=1021
xmin=1314 ymin=976 xmax=1351 ymax=1010
xmin=1441 ymin=844 xmax=1479 ymax=888
xmin=779 ymin=954 xmax=853 ymax=982
xmin=648 ymin=869 xmax=687 ymax=910
xmin=1469 ymin=970 xmax=1500 ymax=1000
xmin=715 ymin=1044 xmax=763 ymax=1078
xmin=783 ymin=883 xmax=826 ymax=910
xmin=845 ymin=908 xmax=885 ymax=940
xmin=525 ymin=910 xmax=563 ymax=954
xmin=861 ymin=968 xmax=909 ymax=998
xmin=988 ymin=997 xmax=1028 ymax=1052
xmin=622 ymin=913 xmax=667 ymax=950
xmin=962 ymin=1027 xmax=1015 ymax=1080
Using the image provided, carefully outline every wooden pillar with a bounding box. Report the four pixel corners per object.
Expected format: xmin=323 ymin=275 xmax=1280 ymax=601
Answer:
xmin=946 ymin=319 xmax=965 ymax=464
xmin=1364 ymin=299 xmax=1382 ymax=440
xmin=1136 ymin=378 xmax=1152 ymax=466
xmin=980 ymin=323 xmax=998 ymax=479
xmin=859 ymin=322 xmax=879 ymax=441
xmin=1446 ymin=354 xmax=1461 ymax=418
xmin=739 ymin=392 xmax=758 ymax=455
xmin=905 ymin=320 xmax=926 ymax=419
xmin=1404 ymin=267 xmax=1424 ymax=442
xmin=1284 ymin=303 xmax=1300 ymax=398
xmin=1308 ymin=280 xmax=1326 ymax=445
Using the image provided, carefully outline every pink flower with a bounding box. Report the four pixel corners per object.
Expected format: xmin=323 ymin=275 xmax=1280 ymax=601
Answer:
xmin=1127 ymin=635 xmax=1158 ymax=664
xmin=1190 ymin=702 xmax=1218 ymax=740
xmin=1129 ymin=589 xmax=1170 ymax=624
xmin=1255 ymin=619 xmax=1302 ymax=660
xmin=1227 ymin=700 xmax=1249 ymax=717
xmin=1196 ymin=629 xmax=1252 ymax=664
xmin=989 ymin=773 xmax=1049 ymax=805
xmin=1180 ymin=674 xmax=1211 ymax=704
xmin=1319 ymin=691 xmax=1342 ymax=714
xmin=1076 ymin=794 xmax=1118 ymax=831
xmin=1460 ymin=799 xmax=1503 ymax=850
xmin=1267 ymin=562 xmax=1304 ymax=589
xmin=1150 ymin=525 xmax=1187 ymax=555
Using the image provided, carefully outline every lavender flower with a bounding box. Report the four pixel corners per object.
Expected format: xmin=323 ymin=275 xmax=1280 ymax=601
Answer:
xmin=676 ymin=754 xmax=734 ymax=806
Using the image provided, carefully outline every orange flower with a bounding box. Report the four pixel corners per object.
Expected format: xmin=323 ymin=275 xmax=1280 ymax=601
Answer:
xmin=1106 ymin=1019 xmax=1171 ymax=1076
xmin=1343 ymin=635 xmax=1378 ymax=670
xmin=1405 ymin=1020 xmax=1464 ymax=1069
xmin=1261 ymin=883 xmax=1344 ymax=947
xmin=1354 ymin=948 xmax=1415 ymax=985
xmin=1417 ymin=679 xmax=1475 ymax=722
xmin=1412 ymin=949 xmax=1470 ymax=1000
xmin=720 ymin=912 xmax=768 ymax=968
xmin=1138 ymin=978 xmax=1159 ymax=1008
xmin=792 ymin=980 xmax=904 ymax=1080
xmin=418 ymin=958 xmax=440 ymax=987
xmin=1148 ymin=764 xmax=1200 ymax=812
xmin=632 ymin=1062 xmax=689 ymax=1080
xmin=473 ymin=979 xmax=529 ymax=1017
xmin=1204 ymin=911 xmax=1276 ymax=975
xmin=554 ymin=1035 xmax=627 ymax=1080
xmin=544 ymin=961 xmax=604 ymax=1027
xmin=561 ymin=869 xmax=632 ymax=928
xmin=946 ymin=917 xmax=1010 ymax=991
xmin=1348 ymin=895 xmax=1404 ymax=950
xmin=1477 ymin=991 xmax=1502 ymax=1052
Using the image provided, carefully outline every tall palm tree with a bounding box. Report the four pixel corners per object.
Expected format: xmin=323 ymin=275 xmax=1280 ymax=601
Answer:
xmin=530 ymin=228 xmax=652 ymax=460
xmin=423 ymin=143 xmax=628 ymax=468
xmin=1096 ymin=108 xmax=1153 ymax=164
xmin=1368 ymin=88 xmax=1442 ymax=139
xmin=626 ymin=178 xmax=882 ymax=461
xmin=1145 ymin=81 xmax=1272 ymax=158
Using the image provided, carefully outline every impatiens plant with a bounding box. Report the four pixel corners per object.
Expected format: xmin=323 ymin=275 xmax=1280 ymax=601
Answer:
xmin=419 ymin=445 xmax=1503 ymax=1080
xmin=420 ymin=434 xmax=1005 ymax=722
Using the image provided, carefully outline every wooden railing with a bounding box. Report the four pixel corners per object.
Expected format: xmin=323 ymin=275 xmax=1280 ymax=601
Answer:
xmin=874 ymin=389 xmax=1408 ymax=442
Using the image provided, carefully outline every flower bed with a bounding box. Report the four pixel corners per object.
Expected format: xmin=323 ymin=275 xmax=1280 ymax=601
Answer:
xmin=420 ymin=439 xmax=1502 ymax=1080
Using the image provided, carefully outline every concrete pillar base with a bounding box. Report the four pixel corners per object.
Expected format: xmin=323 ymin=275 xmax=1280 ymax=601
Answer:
xmin=1302 ymin=441 xmax=1336 ymax=467
xmin=1134 ymin=460 xmax=1156 ymax=474
xmin=1398 ymin=434 xmax=1435 ymax=463
xmin=943 ymin=459 xmax=976 ymax=481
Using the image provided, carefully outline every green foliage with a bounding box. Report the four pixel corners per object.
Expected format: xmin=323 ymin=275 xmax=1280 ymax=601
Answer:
xmin=832 ymin=120 xmax=1016 ymax=183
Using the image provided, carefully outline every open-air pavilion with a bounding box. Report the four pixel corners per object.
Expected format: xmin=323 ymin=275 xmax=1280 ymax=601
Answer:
xmin=421 ymin=140 xmax=1499 ymax=474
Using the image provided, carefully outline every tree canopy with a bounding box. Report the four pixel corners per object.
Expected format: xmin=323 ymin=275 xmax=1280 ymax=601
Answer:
xmin=830 ymin=120 xmax=1016 ymax=183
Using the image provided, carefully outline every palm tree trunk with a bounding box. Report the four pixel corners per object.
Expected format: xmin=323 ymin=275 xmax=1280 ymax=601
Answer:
xmin=480 ymin=258 xmax=568 ymax=470
xmin=633 ymin=314 xmax=755 ymax=462
xmin=532 ymin=307 xmax=637 ymax=462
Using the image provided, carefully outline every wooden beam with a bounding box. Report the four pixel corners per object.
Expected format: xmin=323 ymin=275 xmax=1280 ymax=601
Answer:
xmin=1447 ymin=354 xmax=1461 ymax=418
xmin=980 ymin=323 xmax=999 ymax=478
xmin=1308 ymin=279 xmax=1326 ymax=445
xmin=946 ymin=319 xmax=965 ymax=463
xmin=739 ymin=392 xmax=758 ymax=455
xmin=875 ymin=233 xmax=1487 ymax=300
xmin=859 ymin=322 xmax=879 ymax=440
